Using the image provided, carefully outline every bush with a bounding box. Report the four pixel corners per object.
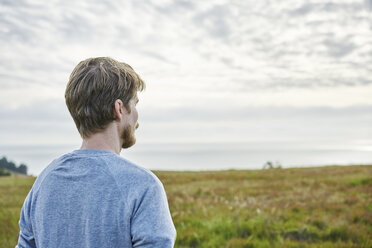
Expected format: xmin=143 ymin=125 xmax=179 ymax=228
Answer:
xmin=0 ymin=168 xmax=11 ymax=177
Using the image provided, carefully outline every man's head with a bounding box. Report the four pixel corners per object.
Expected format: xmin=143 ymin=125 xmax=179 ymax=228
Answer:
xmin=65 ymin=57 xmax=145 ymax=141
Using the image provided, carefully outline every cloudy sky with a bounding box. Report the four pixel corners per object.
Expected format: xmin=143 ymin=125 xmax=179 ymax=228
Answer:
xmin=1 ymin=0 xmax=371 ymax=174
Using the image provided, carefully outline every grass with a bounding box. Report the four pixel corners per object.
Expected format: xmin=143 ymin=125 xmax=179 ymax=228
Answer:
xmin=0 ymin=165 xmax=371 ymax=247
xmin=0 ymin=176 xmax=36 ymax=248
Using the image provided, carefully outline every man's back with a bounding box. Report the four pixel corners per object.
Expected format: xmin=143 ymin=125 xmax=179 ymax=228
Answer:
xmin=17 ymin=149 xmax=176 ymax=248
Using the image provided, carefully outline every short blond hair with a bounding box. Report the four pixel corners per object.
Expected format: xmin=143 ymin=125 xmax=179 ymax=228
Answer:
xmin=65 ymin=57 xmax=145 ymax=138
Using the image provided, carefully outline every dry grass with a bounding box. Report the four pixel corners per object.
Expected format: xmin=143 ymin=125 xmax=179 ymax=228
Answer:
xmin=155 ymin=165 xmax=372 ymax=247
xmin=1 ymin=165 xmax=371 ymax=247
xmin=0 ymin=176 xmax=35 ymax=248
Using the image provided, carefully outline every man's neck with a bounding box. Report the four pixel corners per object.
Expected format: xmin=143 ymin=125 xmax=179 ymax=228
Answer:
xmin=80 ymin=124 xmax=122 ymax=155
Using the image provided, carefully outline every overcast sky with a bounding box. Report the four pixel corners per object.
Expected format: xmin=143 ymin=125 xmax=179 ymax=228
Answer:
xmin=1 ymin=0 xmax=371 ymax=174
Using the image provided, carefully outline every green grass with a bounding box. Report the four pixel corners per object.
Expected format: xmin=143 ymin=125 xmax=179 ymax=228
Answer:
xmin=0 ymin=176 xmax=36 ymax=248
xmin=1 ymin=165 xmax=371 ymax=247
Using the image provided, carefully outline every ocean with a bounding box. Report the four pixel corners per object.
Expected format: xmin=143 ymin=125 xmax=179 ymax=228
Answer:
xmin=1 ymin=143 xmax=371 ymax=176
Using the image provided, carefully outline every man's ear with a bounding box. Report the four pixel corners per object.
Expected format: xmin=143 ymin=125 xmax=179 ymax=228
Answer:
xmin=113 ymin=99 xmax=125 ymax=121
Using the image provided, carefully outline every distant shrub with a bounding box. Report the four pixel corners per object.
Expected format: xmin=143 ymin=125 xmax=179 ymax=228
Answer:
xmin=263 ymin=161 xmax=282 ymax=169
xmin=0 ymin=168 xmax=11 ymax=176
xmin=0 ymin=157 xmax=28 ymax=175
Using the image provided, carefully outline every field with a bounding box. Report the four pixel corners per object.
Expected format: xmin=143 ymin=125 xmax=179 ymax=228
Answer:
xmin=1 ymin=165 xmax=371 ymax=248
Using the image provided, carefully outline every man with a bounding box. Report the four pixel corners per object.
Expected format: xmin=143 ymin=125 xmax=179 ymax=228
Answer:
xmin=17 ymin=57 xmax=176 ymax=248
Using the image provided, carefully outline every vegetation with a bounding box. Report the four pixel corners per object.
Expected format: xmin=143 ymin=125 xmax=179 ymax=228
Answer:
xmin=262 ymin=161 xmax=282 ymax=169
xmin=0 ymin=168 xmax=11 ymax=177
xmin=0 ymin=165 xmax=371 ymax=247
xmin=157 ymin=165 xmax=372 ymax=247
xmin=0 ymin=157 xmax=28 ymax=175
xmin=0 ymin=176 xmax=35 ymax=247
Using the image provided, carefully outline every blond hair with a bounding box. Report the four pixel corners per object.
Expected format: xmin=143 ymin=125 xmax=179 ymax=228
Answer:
xmin=65 ymin=57 xmax=145 ymax=138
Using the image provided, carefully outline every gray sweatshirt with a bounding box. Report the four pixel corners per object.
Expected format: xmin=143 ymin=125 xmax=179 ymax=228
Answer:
xmin=17 ymin=149 xmax=176 ymax=248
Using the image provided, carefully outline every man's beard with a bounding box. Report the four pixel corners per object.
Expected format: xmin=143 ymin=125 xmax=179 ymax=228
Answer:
xmin=121 ymin=124 xmax=138 ymax=149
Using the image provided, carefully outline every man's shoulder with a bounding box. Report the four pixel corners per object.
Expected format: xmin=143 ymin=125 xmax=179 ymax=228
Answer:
xmin=31 ymin=152 xmax=71 ymax=191
xmin=105 ymin=154 xmax=162 ymax=189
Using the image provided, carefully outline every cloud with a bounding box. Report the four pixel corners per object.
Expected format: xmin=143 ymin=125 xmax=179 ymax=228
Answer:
xmin=140 ymin=105 xmax=372 ymax=124
xmin=1 ymin=0 xmax=371 ymax=97
xmin=148 ymin=0 xmax=195 ymax=14
xmin=289 ymin=2 xmax=365 ymax=16
xmin=1 ymin=0 xmax=371 ymax=175
xmin=0 ymin=99 xmax=78 ymax=146
xmin=2 ymin=98 xmax=370 ymax=146
xmin=192 ymin=4 xmax=232 ymax=40
xmin=138 ymin=50 xmax=178 ymax=65
xmin=366 ymin=0 xmax=372 ymax=11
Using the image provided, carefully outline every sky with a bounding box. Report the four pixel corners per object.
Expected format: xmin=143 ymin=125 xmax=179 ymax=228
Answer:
xmin=1 ymin=0 xmax=372 ymax=175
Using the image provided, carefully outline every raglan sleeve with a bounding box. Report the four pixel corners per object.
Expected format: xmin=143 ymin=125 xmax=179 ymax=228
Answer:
xmin=130 ymin=178 xmax=177 ymax=248
xmin=16 ymin=190 xmax=36 ymax=248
